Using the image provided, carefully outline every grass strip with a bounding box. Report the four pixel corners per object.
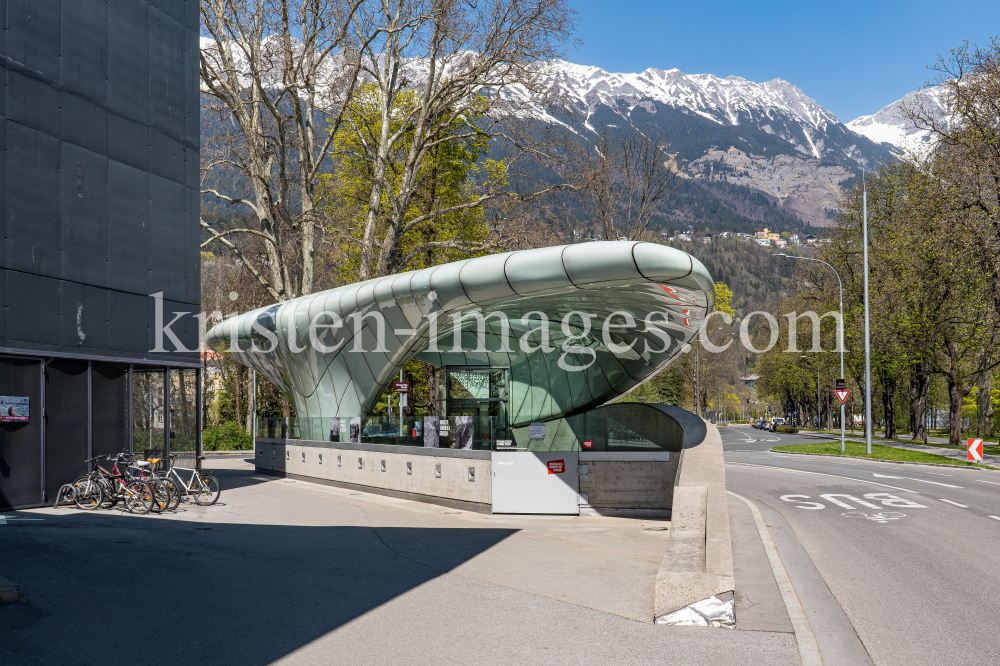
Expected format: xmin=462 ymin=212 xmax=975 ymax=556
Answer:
xmin=772 ymin=441 xmax=996 ymax=469
xmin=801 ymin=430 xmax=1000 ymax=452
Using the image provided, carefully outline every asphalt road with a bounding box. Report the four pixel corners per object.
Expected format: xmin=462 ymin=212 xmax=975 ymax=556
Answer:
xmin=723 ymin=425 xmax=1000 ymax=666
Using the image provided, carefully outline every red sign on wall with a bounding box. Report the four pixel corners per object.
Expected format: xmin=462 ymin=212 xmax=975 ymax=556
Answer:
xmin=582 ymin=440 xmax=593 ymax=449
xmin=547 ymin=459 xmax=565 ymax=474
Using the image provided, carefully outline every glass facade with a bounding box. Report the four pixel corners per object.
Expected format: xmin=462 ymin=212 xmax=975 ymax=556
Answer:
xmin=215 ymin=241 xmax=714 ymax=451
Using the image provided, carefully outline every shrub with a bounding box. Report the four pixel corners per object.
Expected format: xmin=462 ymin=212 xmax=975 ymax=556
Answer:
xmin=203 ymin=421 xmax=253 ymax=451
xmin=776 ymin=425 xmax=798 ymax=434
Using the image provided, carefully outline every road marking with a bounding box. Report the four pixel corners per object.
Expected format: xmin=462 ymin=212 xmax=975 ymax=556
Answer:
xmin=938 ymin=499 xmax=968 ymax=508
xmin=872 ymin=473 xmax=962 ymax=488
xmin=989 ymin=516 xmax=1000 ymax=521
xmin=728 ymin=491 xmax=823 ymax=666
xmin=0 ymin=517 xmax=5 ymax=525
xmin=726 ymin=461 xmax=920 ymax=493
xmin=978 ymin=480 xmax=1000 ymax=486
xmin=924 ymin=472 xmax=954 ymax=477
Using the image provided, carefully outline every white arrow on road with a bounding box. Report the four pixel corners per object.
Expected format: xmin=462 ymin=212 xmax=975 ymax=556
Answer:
xmin=872 ymin=473 xmax=962 ymax=488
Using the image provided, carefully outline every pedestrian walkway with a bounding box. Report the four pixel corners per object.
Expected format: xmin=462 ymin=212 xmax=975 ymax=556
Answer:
xmin=800 ymin=431 xmax=1000 ymax=466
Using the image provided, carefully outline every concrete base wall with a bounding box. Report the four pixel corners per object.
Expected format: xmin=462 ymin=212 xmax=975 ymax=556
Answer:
xmin=255 ymin=439 xmax=491 ymax=510
xmin=579 ymin=452 xmax=677 ymax=509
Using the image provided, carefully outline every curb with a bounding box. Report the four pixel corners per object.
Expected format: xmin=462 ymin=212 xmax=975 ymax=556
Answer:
xmin=769 ymin=449 xmax=1000 ymax=471
xmin=654 ymin=422 xmax=734 ymax=622
xmin=0 ymin=576 xmax=19 ymax=604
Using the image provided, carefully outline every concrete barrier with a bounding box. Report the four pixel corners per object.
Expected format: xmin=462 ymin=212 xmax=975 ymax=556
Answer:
xmin=578 ymin=451 xmax=677 ymax=510
xmin=653 ymin=422 xmax=734 ymax=624
xmin=255 ymin=438 xmax=492 ymax=513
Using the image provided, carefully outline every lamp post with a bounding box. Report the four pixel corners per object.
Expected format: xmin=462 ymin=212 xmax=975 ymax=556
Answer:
xmin=862 ymin=177 xmax=873 ymax=455
xmin=777 ymin=253 xmax=846 ymax=453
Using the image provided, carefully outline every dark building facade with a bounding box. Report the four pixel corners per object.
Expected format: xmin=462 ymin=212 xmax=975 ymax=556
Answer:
xmin=0 ymin=1 xmax=201 ymax=510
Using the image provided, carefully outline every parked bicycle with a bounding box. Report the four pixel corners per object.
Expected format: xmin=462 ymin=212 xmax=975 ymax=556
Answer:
xmin=160 ymin=454 xmax=221 ymax=507
xmin=72 ymin=453 xmax=154 ymax=514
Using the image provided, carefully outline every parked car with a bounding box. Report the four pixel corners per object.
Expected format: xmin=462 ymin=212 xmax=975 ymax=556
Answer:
xmin=768 ymin=417 xmax=786 ymax=432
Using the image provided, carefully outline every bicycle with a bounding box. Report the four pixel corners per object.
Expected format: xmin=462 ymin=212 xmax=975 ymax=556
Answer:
xmin=75 ymin=453 xmax=154 ymax=514
xmin=162 ymin=454 xmax=221 ymax=506
xmin=129 ymin=458 xmax=176 ymax=513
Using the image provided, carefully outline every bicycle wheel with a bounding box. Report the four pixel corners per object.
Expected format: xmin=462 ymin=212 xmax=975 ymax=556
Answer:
xmin=148 ymin=479 xmax=170 ymax=513
xmin=73 ymin=478 xmax=103 ymax=510
xmin=97 ymin=477 xmax=117 ymax=508
xmin=124 ymin=480 xmax=154 ymax=514
xmin=193 ymin=474 xmax=221 ymax=506
xmin=164 ymin=478 xmax=182 ymax=511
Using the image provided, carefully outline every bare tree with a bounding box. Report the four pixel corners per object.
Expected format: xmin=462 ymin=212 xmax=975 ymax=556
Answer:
xmin=343 ymin=0 xmax=577 ymax=280
xmin=200 ymin=0 xmax=366 ymax=301
xmin=577 ymin=124 xmax=681 ymax=241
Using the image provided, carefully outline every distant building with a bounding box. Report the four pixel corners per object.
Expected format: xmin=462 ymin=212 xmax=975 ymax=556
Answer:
xmin=790 ymin=233 xmax=800 ymax=244
xmin=805 ymin=234 xmax=817 ymax=244
xmin=755 ymin=238 xmax=771 ymax=247
xmin=775 ymin=239 xmax=787 ymax=249
xmin=677 ymin=233 xmax=692 ymax=242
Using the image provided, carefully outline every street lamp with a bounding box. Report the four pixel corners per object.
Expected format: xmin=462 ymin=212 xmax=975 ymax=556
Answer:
xmin=777 ymin=253 xmax=847 ymax=453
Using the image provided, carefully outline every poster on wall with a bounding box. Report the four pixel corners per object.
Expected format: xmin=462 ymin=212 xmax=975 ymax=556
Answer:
xmin=0 ymin=396 xmax=29 ymax=422
xmin=423 ymin=416 xmax=440 ymax=448
xmin=349 ymin=417 xmax=361 ymax=443
xmin=455 ymin=416 xmax=473 ymax=450
xmin=329 ymin=417 xmax=340 ymax=443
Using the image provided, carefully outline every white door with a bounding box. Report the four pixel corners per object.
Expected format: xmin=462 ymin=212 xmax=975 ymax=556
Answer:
xmin=491 ymin=451 xmax=579 ymax=514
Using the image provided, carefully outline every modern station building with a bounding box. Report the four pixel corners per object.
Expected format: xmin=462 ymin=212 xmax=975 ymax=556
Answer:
xmin=209 ymin=241 xmax=714 ymax=514
xmin=0 ymin=2 xmax=200 ymax=510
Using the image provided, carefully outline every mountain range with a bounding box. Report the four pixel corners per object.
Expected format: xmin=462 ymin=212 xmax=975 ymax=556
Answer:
xmin=511 ymin=61 xmax=939 ymax=230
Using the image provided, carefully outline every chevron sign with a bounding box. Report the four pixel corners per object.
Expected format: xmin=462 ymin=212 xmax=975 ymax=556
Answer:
xmin=968 ymin=439 xmax=984 ymax=462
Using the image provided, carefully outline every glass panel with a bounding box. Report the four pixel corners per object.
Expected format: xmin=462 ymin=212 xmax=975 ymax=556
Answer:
xmin=170 ymin=369 xmax=198 ymax=453
xmin=132 ymin=370 xmax=165 ymax=459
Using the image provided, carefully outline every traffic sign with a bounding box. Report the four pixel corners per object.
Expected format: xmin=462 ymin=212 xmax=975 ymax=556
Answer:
xmin=969 ymin=438 xmax=984 ymax=462
xmin=836 ymin=378 xmax=846 ymax=391
xmin=392 ymin=381 xmax=409 ymax=393
xmin=836 ymin=389 xmax=851 ymax=404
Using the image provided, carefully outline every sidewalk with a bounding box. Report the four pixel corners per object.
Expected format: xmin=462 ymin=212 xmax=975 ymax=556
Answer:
xmin=798 ymin=430 xmax=1000 ymax=466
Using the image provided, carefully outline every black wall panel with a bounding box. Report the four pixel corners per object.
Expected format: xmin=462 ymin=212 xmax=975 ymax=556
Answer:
xmin=6 ymin=69 xmax=61 ymax=136
xmin=184 ymin=27 xmax=200 ymax=146
xmin=185 ymin=185 xmax=200 ymax=305
xmin=44 ymin=359 xmax=89 ymax=501
xmin=92 ymin=363 xmax=129 ymax=459
xmin=7 ymin=121 xmax=61 ymax=276
xmin=0 ymin=357 xmax=43 ymax=510
xmin=6 ymin=271 xmax=60 ymax=345
xmin=61 ymin=1 xmax=110 ymax=104
xmin=0 ymin=270 xmax=6 ymax=339
xmin=61 ymin=93 xmax=109 ymax=156
xmin=7 ymin=1 xmax=61 ymax=81
xmin=163 ymin=297 xmax=198 ymax=352
xmin=107 ymin=160 xmax=150 ymax=294
xmin=108 ymin=290 xmax=151 ymax=353
xmin=150 ymin=128 xmax=185 ymax=184
xmin=60 ymin=143 xmax=110 ymax=287
xmin=59 ymin=282 xmax=110 ymax=351
xmin=3 ymin=0 xmax=199 ymax=366
xmin=149 ymin=174 xmax=186 ymax=302
xmin=108 ymin=0 xmax=150 ymax=124
xmin=149 ymin=7 xmax=186 ymax=141
xmin=108 ymin=112 xmax=149 ymax=172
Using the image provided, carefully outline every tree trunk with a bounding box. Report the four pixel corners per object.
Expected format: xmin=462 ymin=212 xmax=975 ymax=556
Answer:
xmin=883 ymin=376 xmax=897 ymax=439
xmin=245 ymin=372 xmax=254 ymax=436
xmin=424 ymin=362 xmax=440 ymax=417
xmin=947 ymin=375 xmax=964 ymax=446
xmin=911 ymin=365 xmax=929 ymax=442
xmin=984 ymin=374 xmax=995 ymax=441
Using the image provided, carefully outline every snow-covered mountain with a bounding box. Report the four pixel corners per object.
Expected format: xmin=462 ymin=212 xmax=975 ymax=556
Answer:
xmin=508 ymin=61 xmax=897 ymax=227
xmin=510 ymin=60 xmax=894 ymax=170
xmin=846 ymin=86 xmax=948 ymax=155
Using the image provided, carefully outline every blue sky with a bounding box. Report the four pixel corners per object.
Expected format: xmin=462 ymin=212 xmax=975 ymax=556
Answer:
xmin=566 ymin=0 xmax=1000 ymax=121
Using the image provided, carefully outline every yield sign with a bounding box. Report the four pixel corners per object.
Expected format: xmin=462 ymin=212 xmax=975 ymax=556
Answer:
xmin=835 ymin=389 xmax=851 ymax=404
xmin=969 ymin=438 xmax=984 ymax=462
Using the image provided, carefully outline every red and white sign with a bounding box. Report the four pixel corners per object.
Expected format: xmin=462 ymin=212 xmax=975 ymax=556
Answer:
xmin=582 ymin=440 xmax=593 ymax=449
xmin=969 ymin=438 xmax=984 ymax=462
xmin=835 ymin=389 xmax=851 ymax=404
xmin=546 ymin=459 xmax=565 ymax=474
xmin=392 ymin=382 xmax=409 ymax=393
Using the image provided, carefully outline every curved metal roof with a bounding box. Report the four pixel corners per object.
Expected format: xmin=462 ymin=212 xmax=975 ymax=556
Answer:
xmin=206 ymin=241 xmax=714 ymax=425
